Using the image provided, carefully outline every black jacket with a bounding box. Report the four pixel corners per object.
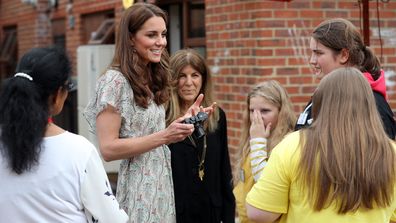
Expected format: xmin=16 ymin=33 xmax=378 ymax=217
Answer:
xmin=169 ymin=108 xmax=235 ymax=223
xmin=373 ymin=91 xmax=396 ymax=139
xmin=295 ymin=91 xmax=396 ymax=140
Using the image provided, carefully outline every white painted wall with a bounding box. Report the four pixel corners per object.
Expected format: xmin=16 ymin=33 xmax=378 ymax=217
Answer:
xmin=77 ymin=44 xmax=121 ymax=173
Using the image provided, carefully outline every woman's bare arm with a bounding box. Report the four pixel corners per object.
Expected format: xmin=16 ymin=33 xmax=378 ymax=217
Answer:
xmin=96 ymin=106 xmax=193 ymax=161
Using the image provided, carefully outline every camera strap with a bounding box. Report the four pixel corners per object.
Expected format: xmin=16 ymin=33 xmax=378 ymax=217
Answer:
xmin=188 ymin=135 xmax=207 ymax=181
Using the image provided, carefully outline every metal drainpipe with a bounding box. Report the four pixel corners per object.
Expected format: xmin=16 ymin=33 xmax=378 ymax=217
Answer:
xmin=362 ymin=0 xmax=370 ymax=46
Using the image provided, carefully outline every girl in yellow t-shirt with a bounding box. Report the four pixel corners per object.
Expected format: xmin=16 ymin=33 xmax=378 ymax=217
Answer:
xmin=246 ymin=68 xmax=396 ymax=223
xmin=233 ymin=80 xmax=296 ymax=223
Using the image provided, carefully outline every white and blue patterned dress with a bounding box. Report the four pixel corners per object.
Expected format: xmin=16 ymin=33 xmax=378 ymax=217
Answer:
xmin=84 ymin=69 xmax=176 ymax=223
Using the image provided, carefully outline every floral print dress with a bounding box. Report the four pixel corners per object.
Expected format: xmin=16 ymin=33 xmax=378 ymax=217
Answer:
xmin=84 ymin=69 xmax=176 ymax=223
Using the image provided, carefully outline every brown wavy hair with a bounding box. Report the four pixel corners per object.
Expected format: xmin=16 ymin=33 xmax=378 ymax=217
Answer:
xmin=299 ymin=67 xmax=395 ymax=213
xmin=166 ymin=48 xmax=219 ymax=132
xmin=313 ymin=18 xmax=381 ymax=80
xmin=110 ymin=3 xmax=170 ymax=108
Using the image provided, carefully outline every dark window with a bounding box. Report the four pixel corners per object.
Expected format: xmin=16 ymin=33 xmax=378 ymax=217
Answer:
xmin=88 ymin=18 xmax=115 ymax=45
xmin=54 ymin=90 xmax=78 ymax=134
xmin=82 ymin=10 xmax=115 ymax=44
xmin=0 ymin=26 xmax=17 ymax=82
xmin=51 ymin=18 xmax=77 ymax=134
xmin=187 ymin=2 xmax=205 ymax=38
xmin=183 ymin=1 xmax=205 ymax=50
xmin=52 ymin=18 xmax=66 ymax=49
xmin=159 ymin=0 xmax=206 ymax=57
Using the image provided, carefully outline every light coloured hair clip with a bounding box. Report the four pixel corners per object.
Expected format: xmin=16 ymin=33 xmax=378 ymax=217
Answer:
xmin=14 ymin=72 xmax=33 ymax=81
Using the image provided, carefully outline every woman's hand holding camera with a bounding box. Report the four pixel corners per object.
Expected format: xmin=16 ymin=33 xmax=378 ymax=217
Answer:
xmin=165 ymin=94 xmax=215 ymax=144
xmin=164 ymin=117 xmax=194 ymax=145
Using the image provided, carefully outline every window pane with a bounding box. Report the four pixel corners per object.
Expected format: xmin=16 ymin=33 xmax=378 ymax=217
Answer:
xmin=0 ymin=26 xmax=17 ymax=81
xmin=193 ymin=46 xmax=206 ymax=58
xmin=52 ymin=19 xmax=66 ymax=49
xmin=188 ymin=2 xmax=205 ymax=38
xmin=82 ymin=10 xmax=114 ymax=44
xmin=89 ymin=18 xmax=115 ymax=45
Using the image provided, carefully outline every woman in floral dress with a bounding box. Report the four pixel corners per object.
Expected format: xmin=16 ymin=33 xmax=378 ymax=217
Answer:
xmin=83 ymin=3 xmax=205 ymax=222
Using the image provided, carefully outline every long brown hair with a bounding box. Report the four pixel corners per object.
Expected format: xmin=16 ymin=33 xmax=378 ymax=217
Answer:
xmin=313 ymin=18 xmax=381 ymax=80
xmin=299 ymin=67 xmax=395 ymax=213
xmin=166 ymin=48 xmax=219 ymax=132
xmin=233 ymin=80 xmax=296 ymax=183
xmin=111 ymin=3 xmax=170 ymax=108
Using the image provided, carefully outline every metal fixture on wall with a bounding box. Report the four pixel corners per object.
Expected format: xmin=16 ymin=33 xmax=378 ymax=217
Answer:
xmin=21 ymin=0 xmax=37 ymax=7
xmin=21 ymin=0 xmax=58 ymax=10
xmin=67 ymin=0 xmax=74 ymax=29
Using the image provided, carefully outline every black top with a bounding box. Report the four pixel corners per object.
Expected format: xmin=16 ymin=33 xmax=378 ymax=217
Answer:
xmin=168 ymin=108 xmax=235 ymax=223
xmin=294 ymin=100 xmax=313 ymax=131
xmin=295 ymin=91 xmax=396 ymax=140
xmin=373 ymin=91 xmax=396 ymax=139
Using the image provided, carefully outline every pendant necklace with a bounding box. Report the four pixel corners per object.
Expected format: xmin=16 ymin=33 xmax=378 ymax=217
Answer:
xmin=188 ymin=135 xmax=207 ymax=181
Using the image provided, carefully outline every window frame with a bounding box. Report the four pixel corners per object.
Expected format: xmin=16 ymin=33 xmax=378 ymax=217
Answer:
xmin=0 ymin=27 xmax=17 ymax=64
xmin=182 ymin=0 xmax=205 ymax=48
xmin=88 ymin=18 xmax=115 ymax=45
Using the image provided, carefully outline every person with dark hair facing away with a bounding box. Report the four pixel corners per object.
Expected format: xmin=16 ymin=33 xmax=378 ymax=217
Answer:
xmin=166 ymin=48 xmax=235 ymax=223
xmin=0 ymin=46 xmax=128 ymax=223
xmin=84 ymin=3 xmax=214 ymax=222
xmin=246 ymin=68 xmax=396 ymax=223
xmin=295 ymin=18 xmax=396 ymax=140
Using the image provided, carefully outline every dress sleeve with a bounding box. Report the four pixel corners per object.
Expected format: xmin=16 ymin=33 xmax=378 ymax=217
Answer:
xmin=249 ymin=137 xmax=268 ymax=182
xmin=246 ymin=140 xmax=291 ymax=214
xmin=80 ymin=149 xmax=129 ymax=223
xmin=83 ymin=70 xmax=131 ymax=134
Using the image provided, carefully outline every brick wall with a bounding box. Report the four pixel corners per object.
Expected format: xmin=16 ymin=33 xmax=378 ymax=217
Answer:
xmin=64 ymin=0 xmax=122 ymax=75
xmin=0 ymin=0 xmax=122 ymax=76
xmin=205 ymin=0 xmax=396 ymax=161
xmin=0 ymin=1 xmax=38 ymax=58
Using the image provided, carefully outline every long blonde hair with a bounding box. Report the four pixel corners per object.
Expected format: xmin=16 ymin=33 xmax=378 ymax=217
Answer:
xmin=233 ymin=80 xmax=296 ymax=183
xmin=166 ymin=48 xmax=219 ymax=132
xmin=299 ymin=67 xmax=395 ymax=213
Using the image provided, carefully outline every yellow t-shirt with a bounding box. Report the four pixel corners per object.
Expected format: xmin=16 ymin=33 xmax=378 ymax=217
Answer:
xmin=233 ymin=156 xmax=257 ymax=223
xmin=246 ymin=131 xmax=396 ymax=223
xmin=234 ymin=137 xmax=268 ymax=223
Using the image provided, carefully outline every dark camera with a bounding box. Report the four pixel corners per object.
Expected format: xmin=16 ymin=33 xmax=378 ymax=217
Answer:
xmin=182 ymin=111 xmax=208 ymax=139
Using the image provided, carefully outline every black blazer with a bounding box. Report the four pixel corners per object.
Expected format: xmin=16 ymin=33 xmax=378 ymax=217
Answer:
xmin=295 ymin=91 xmax=396 ymax=140
xmin=373 ymin=91 xmax=396 ymax=139
xmin=169 ymin=108 xmax=235 ymax=223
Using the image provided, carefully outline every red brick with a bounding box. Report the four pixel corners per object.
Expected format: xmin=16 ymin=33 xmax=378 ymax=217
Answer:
xmin=290 ymin=76 xmax=315 ymax=85
xmin=274 ymin=10 xmax=298 ymax=18
xmin=276 ymin=67 xmax=299 ymax=76
xmin=291 ymin=95 xmax=312 ymax=103
xmin=299 ymin=10 xmax=324 ymax=18
xmin=313 ymin=1 xmax=336 ymax=9
xmin=285 ymin=86 xmax=299 ymax=94
xmin=257 ymin=58 xmax=286 ymax=66
xmin=275 ymin=48 xmax=295 ymax=56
